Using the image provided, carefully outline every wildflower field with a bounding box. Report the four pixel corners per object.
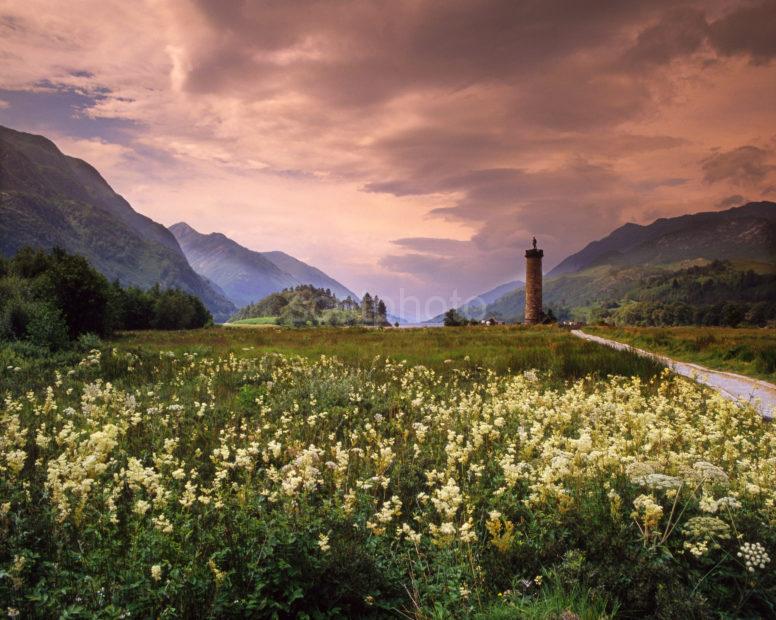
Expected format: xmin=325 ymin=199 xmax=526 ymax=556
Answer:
xmin=1 ymin=327 xmax=775 ymax=618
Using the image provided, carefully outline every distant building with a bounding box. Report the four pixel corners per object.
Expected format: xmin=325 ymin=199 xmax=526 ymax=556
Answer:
xmin=524 ymin=237 xmax=543 ymax=324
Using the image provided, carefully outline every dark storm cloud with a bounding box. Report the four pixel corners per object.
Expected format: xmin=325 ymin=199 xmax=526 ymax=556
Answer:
xmin=362 ymin=127 xmax=687 ymax=194
xmin=513 ymin=71 xmax=652 ymax=131
xmin=622 ymin=7 xmax=708 ymax=67
xmin=379 ymin=158 xmax=634 ymax=288
xmin=184 ymin=0 xmax=678 ymax=106
xmin=182 ymin=0 xmax=722 ymax=231
xmin=171 ymin=0 xmax=776 ymax=300
xmin=636 ymin=177 xmax=689 ymax=191
xmin=702 ymin=146 xmax=775 ymax=186
xmin=709 ymin=0 xmax=776 ymax=64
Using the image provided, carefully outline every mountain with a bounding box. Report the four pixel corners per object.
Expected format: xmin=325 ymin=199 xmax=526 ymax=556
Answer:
xmin=549 ymin=202 xmax=776 ymax=277
xmin=261 ymin=251 xmax=359 ymax=302
xmin=485 ymin=202 xmax=776 ymax=323
xmin=169 ymin=222 xmax=297 ymax=309
xmin=426 ymin=280 xmax=524 ymax=324
xmin=169 ymin=222 xmax=359 ymax=310
xmin=0 ymin=125 xmax=235 ymax=321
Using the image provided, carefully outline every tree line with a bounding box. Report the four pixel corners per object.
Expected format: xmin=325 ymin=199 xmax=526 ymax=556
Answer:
xmin=230 ymin=285 xmax=393 ymax=327
xmin=580 ymin=261 xmax=776 ymax=327
xmin=0 ymin=247 xmax=212 ymax=350
xmin=598 ymin=300 xmax=776 ymax=328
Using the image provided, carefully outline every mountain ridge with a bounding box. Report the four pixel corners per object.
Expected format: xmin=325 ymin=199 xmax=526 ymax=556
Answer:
xmin=0 ymin=125 xmax=235 ymax=321
xmin=549 ymin=201 xmax=776 ymax=277
xmin=485 ymin=201 xmax=776 ymax=323
xmin=169 ymin=221 xmax=359 ymax=310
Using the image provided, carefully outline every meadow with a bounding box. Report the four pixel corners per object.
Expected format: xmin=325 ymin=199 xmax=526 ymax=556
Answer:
xmin=1 ymin=326 xmax=775 ymax=618
xmin=113 ymin=325 xmax=663 ymax=380
xmin=584 ymin=326 xmax=776 ymax=382
xmin=230 ymin=317 xmax=279 ymax=326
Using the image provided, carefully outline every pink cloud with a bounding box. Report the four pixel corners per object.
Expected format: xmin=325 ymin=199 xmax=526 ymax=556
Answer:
xmin=0 ymin=0 xmax=775 ymax=318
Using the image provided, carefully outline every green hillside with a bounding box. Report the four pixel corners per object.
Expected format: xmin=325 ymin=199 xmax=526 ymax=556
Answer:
xmin=486 ymin=260 xmax=775 ymax=326
xmin=483 ymin=202 xmax=776 ymax=326
xmin=0 ymin=125 xmax=235 ymax=321
xmin=549 ymin=201 xmax=776 ymax=276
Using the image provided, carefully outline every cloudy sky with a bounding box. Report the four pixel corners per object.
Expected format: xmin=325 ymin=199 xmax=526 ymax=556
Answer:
xmin=1 ymin=0 xmax=775 ymax=319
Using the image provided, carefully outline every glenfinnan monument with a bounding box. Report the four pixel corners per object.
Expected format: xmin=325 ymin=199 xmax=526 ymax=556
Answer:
xmin=524 ymin=237 xmax=543 ymax=324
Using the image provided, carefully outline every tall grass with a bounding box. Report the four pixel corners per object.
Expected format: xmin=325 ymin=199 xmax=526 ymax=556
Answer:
xmin=585 ymin=326 xmax=776 ymax=382
xmin=113 ymin=325 xmax=663 ymax=381
xmin=475 ymin=581 xmax=617 ymax=620
xmin=229 ymin=316 xmax=278 ymax=325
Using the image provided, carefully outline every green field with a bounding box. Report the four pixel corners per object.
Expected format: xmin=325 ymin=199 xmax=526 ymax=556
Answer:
xmin=1 ymin=326 xmax=774 ymax=618
xmin=113 ymin=325 xmax=663 ymax=381
xmin=584 ymin=326 xmax=776 ymax=382
xmin=229 ymin=316 xmax=278 ymax=326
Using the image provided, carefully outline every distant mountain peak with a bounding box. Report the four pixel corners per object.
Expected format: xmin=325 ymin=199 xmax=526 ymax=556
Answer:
xmin=170 ymin=221 xmax=359 ymax=309
xmin=170 ymin=221 xmax=195 ymax=233
xmin=549 ymin=201 xmax=776 ymax=277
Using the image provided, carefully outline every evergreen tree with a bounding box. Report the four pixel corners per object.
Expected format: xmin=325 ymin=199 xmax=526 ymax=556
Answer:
xmin=376 ymin=299 xmax=388 ymax=325
xmin=362 ymin=293 xmax=375 ymax=325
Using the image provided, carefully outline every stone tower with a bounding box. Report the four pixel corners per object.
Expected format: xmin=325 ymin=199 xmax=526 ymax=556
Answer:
xmin=524 ymin=237 xmax=543 ymax=324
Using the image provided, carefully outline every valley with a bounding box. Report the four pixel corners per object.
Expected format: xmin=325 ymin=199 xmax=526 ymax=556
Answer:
xmin=2 ymin=121 xmax=775 ymax=620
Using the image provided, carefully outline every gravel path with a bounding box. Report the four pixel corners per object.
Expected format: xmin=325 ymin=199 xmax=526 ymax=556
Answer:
xmin=571 ymin=330 xmax=776 ymax=420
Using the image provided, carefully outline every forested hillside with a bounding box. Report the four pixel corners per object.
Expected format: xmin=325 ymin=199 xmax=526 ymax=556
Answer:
xmin=486 ymin=260 xmax=776 ymax=326
xmin=170 ymin=222 xmax=358 ymax=309
xmin=549 ymin=201 xmax=776 ymax=276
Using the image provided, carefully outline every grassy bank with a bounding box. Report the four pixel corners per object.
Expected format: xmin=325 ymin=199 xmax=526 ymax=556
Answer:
xmin=584 ymin=326 xmax=776 ymax=382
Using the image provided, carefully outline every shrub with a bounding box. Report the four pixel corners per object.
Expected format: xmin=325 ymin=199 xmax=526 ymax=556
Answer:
xmin=76 ymin=332 xmax=104 ymax=352
xmin=24 ymin=302 xmax=69 ymax=351
xmin=754 ymin=348 xmax=776 ymax=375
xmin=443 ymin=308 xmax=467 ymax=326
xmin=1 ymin=296 xmax=32 ymax=340
xmin=43 ymin=248 xmax=113 ymax=337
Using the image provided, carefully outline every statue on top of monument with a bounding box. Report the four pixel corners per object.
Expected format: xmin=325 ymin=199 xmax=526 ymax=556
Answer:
xmin=532 ymin=236 xmax=537 ymax=250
